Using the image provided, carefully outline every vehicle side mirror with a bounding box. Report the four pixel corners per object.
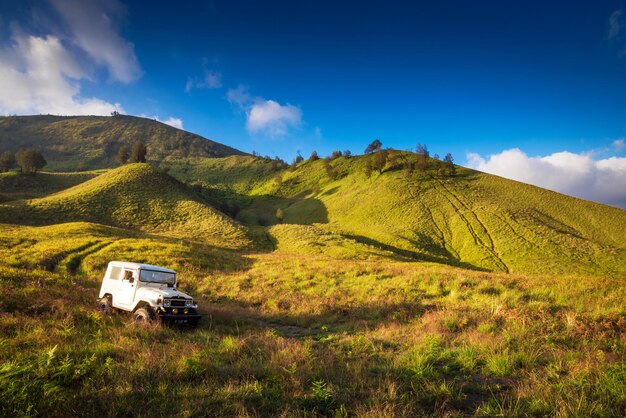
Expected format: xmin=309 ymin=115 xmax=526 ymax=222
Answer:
xmin=176 ymin=281 xmax=180 ymax=288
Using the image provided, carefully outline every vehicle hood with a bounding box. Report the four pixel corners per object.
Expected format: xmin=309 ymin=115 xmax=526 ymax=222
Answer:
xmin=136 ymin=286 xmax=193 ymax=301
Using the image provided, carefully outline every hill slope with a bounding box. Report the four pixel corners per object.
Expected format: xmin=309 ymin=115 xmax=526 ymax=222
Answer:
xmin=0 ymin=115 xmax=246 ymax=170
xmin=0 ymin=163 xmax=252 ymax=249
xmin=171 ymin=154 xmax=626 ymax=277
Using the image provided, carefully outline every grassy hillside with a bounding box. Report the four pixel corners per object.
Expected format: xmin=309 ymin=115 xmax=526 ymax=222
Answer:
xmin=0 ymin=224 xmax=624 ymax=416
xmin=0 ymin=170 xmax=103 ymax=201
xmin=0 ymin=164 xmax=253 ymax=249
xmin=168 ymin=154 xmax=626 ymax=277
xmin=0 ymin=115 xmax=246 ymax=171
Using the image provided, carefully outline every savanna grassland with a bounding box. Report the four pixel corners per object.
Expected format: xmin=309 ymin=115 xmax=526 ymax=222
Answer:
xmin=1 ymin=116 xmax=625 ymax=417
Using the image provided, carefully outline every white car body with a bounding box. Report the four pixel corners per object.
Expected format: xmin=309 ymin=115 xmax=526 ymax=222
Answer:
xmin=98 ymin=261 xmax=200 ymax=323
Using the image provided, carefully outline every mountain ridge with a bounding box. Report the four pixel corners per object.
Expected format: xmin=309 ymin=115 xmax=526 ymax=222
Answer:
xmin=0 ymin=114 xmax=246 ymax=171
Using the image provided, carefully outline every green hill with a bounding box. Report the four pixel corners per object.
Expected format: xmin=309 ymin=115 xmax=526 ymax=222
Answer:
xmin=0 ymin=163 xmax=252 ymax=249
xmin=170 ymin=153 xmax=626 ymax=277
xmin=0 ymin=114 xmax=246 ymax=171
xmin=0 ymin=170 xmax=103 ymax=201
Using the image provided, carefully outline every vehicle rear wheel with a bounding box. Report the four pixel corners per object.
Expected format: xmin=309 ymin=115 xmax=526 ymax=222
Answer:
xmin=98 ymin=296 xmax=112 ymax=314
xmin=133 ymin=307 xmax=155 ymax=323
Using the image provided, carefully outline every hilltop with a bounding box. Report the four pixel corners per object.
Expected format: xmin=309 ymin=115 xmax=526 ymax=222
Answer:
xmin=0 ymin=115 xmax=246 ymax=171
xmin=0 ymin=163 xmax=252 ymax=249
xmin=172 ymin=153 xmax=626 ymax=277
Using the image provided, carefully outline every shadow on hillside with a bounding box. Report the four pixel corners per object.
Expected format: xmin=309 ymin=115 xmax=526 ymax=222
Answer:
xmin=341 ymin=233 xmax=489 ymax=272
xmin=195 ymin=186 xmax=329 ymax=227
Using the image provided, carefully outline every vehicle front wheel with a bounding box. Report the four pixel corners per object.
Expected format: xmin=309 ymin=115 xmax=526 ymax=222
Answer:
xmin=133 ymin=307 xmax=155 ymax=323
xmin=98 ymin=296 xmax=112 ymax=314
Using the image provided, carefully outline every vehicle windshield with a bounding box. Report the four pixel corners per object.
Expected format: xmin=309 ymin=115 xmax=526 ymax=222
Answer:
xmin=139 ymin=269 xmax=176 ymax=285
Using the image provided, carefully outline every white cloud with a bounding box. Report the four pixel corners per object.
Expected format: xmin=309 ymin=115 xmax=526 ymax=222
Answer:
xmin=466 ymin=148 xmax=626 ymax=208
xmin=226 ymin=84 xmax=252 ymax=108
xmin=226 ymin=85 xmax=302 ymax=137
xmin=162 ymin=117 xmax=183 ymax=129
xmin=608 ymin=10 xmax=623 ymax=39
xmin=140 ymin=115 xmax=184 ymax=129
xmin=247 ymin=100 xmax=302 ymax=136
xmin=185 ymin=70 xmax=222 ymax=92
xmin=0 ymin=34 xmax=123 ymax=115
xmin=613 ymin=138 xmax=625 ymax=151
xmin=51 ymin=0 xmax=142 ymax=83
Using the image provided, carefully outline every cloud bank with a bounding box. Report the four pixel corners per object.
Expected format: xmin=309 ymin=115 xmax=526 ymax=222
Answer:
xmin=140 ymin=114 xmax=184 ymax=129
xmin=0 ymin=34 xmax=124 ymax=115
xmin=227 ymin=85 xmax=302 ymax=137
xmin=0 ymin=0 xmax=139 ymax=116
xmin=466 ymin=148 xmax=626 ymax=208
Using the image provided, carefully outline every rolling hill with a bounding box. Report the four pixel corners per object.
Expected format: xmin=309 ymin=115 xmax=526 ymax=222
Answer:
xmin=0 ymin=114 xmax=246 ymax=171
xmin=170 ymin=153 xmax=626 ymax=277
xmin=0 ymin=163 xmax=253 ymax=249
xmin=0 ymin=121 xmax=625 ymax=417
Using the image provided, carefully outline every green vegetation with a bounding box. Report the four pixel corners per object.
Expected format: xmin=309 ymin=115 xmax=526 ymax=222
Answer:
xmin=0 ymin=164 xmax=252 ymax=249
xmin=0 ymin=115 xmax=245 ymax=171
xmin=0 ymin=121 xmax=624 ymax=416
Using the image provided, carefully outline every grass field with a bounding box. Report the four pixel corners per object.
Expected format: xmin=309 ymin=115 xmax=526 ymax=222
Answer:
xmin=0 ymin=153 xmax=625 ymax=416
xmin=0 ymin=225 xmax=624 ymax=416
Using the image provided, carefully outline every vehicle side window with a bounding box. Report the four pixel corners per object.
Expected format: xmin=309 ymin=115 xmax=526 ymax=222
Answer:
xmin=109 ymin=266 xmax=122 ymax=280
xmin=123 ymin=270 xmax=135 ymax=283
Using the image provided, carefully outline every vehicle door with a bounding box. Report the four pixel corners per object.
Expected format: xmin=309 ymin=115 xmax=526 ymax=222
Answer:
xmin=117 ymin=268 xmax=138 ymax=309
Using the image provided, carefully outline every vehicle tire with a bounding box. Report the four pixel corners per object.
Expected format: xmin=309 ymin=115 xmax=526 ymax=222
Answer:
xmin=133 ymin=307 xmax=155 ymax=323
xmin=98 ymin=296 xmax=112 ymax=314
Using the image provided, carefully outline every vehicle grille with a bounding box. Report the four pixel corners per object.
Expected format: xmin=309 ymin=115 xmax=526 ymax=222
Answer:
xmin=167 ymin=299 xmax=187 ymax=307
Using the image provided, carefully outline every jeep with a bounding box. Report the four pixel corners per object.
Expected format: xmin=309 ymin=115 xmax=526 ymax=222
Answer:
xmin=98 ymin=261 xmax=200 ymax=328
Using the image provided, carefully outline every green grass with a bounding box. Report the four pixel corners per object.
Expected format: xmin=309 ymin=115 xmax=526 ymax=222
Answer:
xmin=0 ymin=125 xmax=625 ymax=415
xmin=0 ymin=237 xmax=624 ymax=416
xmin=0 ymin=114 xmax=245 ymax=171
xmin=0 ymin=164 xmax=253 ymax=249
xmin=0 ymin=170 xmax=102 ymax=201
xmin=167 ymin=153 xmax=626 ymax=277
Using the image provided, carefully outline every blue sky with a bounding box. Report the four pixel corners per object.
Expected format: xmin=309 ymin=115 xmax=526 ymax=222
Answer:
xmin=1 ymin=0 xmax=626 ymax=207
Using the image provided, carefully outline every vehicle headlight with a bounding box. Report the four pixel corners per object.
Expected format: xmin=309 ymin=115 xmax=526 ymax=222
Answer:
xmin=185 ymin=299 xmax=194 ymax=307
xmin=163 ymin=299 xmax=171 ymax=307
xmin=172 ymin=308 xmax=179 ymax=314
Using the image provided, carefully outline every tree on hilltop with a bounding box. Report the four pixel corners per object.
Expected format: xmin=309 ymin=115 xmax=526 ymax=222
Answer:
xmin=0 ymin=151 xmax=16 ymax=172
xmin=130 ymin=140 xmax=147 ymax=163
xmin=364 ymin=139 xmax=382 ymax=154
xmin=415 ymin=143 xmax=429 ymax=172
xmin=309 ymin=150 xmax=320 ymax=161
xmin=444 ymin=152 xmax=456 ymax=176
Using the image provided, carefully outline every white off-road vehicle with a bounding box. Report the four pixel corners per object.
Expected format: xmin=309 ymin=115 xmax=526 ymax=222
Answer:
xmin=98 ymin=261 xmax=200 ymax=328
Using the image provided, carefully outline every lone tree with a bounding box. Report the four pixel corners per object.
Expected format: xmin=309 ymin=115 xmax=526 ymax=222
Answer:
xmin=116 ymin=146 xmax=129 ymax=165
xmin=130 ymin=140 xmax=147 ymax=163
xmin=309 ymin=150 xmax=320 ymax=161
xmin=275 ymin=208 xmax=285 ymax=223
xmin=0 ymin=150 xmax=16 ymax=172
xmin=364 ymin=139 xmax=382 ymax=154
xmin=294 ymin=154 xmax=304 ymax=164
xmin=330 ymin=150 xmax=342 ymax=160
xmin=444 ymin=152 xmax=456 ymax=176
xmin=415 ymin=143 xmax=429 ymax=172
xmin=16 ymin=148 xmax=46 ymax=174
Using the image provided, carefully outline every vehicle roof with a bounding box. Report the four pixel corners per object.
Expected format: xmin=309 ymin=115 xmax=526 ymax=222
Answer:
xmin=107 ymin=261 xmax=176 ymax=274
